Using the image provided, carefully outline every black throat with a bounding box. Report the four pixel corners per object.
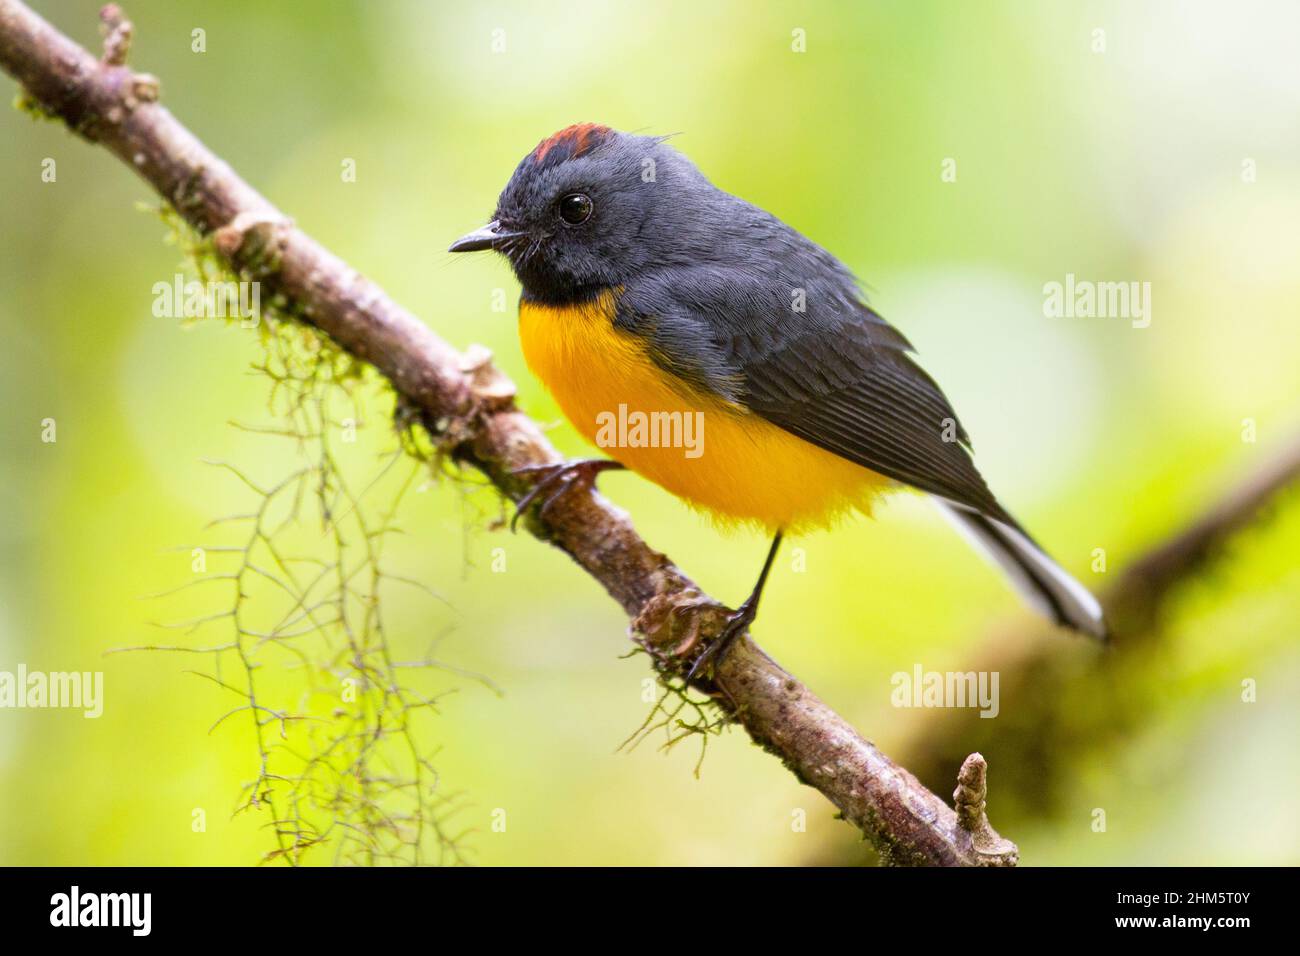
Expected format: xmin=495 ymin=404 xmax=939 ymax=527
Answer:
xmin=515 ymin=268 xmax=610 ymax=308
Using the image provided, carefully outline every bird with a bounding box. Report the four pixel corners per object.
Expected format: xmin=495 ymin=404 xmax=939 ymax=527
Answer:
xmin=449 ymin=123 xmax=1107 ymax=676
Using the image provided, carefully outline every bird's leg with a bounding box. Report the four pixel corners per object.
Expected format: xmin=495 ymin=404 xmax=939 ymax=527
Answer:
xmin=686 ymin=530 xmax=784 ymax=683
xmin=509 ymin=458 xmax=626 ymax=531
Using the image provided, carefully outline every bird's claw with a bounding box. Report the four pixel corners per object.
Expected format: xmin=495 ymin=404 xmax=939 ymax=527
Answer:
xmin=509 ymin=458 xmax=624 ymax=532
xmin=684 ymin=602 xmax=756 ymax=684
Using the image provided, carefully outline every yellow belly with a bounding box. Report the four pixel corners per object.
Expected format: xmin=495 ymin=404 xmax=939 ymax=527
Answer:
xmin=518 ymin=291 xmax=889 ymax=532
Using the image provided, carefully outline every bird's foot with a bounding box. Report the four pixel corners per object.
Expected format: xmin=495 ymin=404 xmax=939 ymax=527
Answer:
xmin=509 ymin=458 xmax=625 ymax=531
xmin=684 ymin=597 xmax=758 ymax=684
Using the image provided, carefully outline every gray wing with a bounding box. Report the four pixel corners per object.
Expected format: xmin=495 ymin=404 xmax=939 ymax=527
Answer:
xmin=616 ymin=264 xmax=1016 ymax=526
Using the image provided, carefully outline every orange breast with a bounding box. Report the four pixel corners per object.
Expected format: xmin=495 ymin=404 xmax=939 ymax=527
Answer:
xmin=517 ymin=291 xmax=889 ymax=533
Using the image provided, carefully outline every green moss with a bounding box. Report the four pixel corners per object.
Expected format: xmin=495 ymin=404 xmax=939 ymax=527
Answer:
xmin=13 ymin=89 xmax=59 ymax=123
xmin=234 ymin=221 xmax=283 ymax=279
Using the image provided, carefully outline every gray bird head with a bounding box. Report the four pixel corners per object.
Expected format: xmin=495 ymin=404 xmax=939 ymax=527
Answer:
xmin=449 ymin=125 xmax=716 ymax=304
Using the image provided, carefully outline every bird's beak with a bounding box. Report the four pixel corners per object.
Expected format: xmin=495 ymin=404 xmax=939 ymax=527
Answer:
xmin=448 ymin=220 xmax=525 ymax=253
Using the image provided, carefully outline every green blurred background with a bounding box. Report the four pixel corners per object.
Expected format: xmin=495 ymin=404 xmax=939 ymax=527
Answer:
xmin=1 ymin=0 xmax=1298 ymax=865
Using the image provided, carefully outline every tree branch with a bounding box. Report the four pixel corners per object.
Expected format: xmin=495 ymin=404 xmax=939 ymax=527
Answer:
xmin=886 ymin=430 xmax=1300 ymax=827
xmin=1107 ymin=430 xmax=1300 ymax=634
xmin=0 ymin=0 xmax=1017 ymax=865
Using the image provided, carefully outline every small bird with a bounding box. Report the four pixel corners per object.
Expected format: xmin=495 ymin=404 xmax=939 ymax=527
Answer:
xmin=451 ymin=124 xmax=1106 ymax=674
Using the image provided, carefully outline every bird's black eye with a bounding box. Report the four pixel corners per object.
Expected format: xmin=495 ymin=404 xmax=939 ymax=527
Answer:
xmin=558 ymin=193 xmax=593 ymax=225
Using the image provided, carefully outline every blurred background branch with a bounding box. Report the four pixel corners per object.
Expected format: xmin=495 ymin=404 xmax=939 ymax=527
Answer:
xmin=829 ymin=431 xmax=1300 ymax=864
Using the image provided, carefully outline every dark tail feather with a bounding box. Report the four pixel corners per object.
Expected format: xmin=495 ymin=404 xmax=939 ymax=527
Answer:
xmin=934 ymin=499 xmax=1108 ymax=641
